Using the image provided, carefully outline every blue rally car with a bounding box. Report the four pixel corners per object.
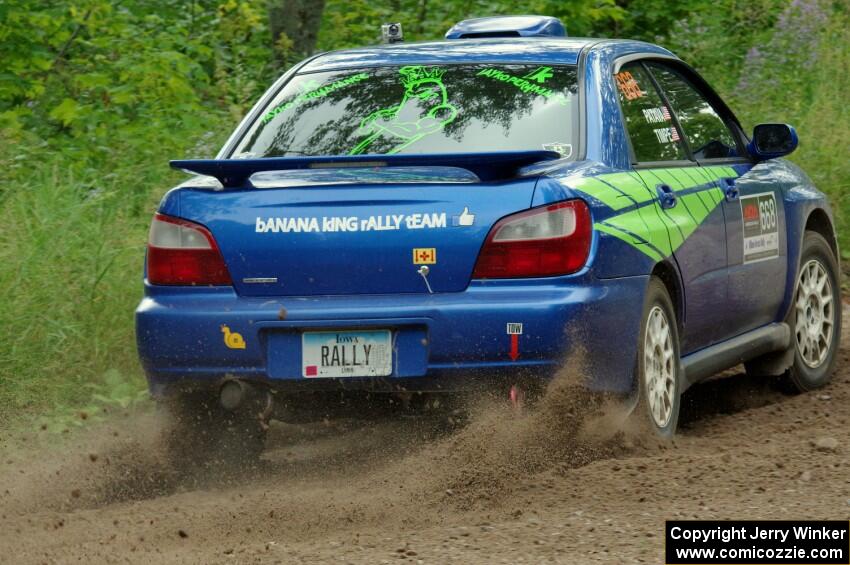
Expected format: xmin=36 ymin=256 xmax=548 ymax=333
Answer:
xmin=136 ymin=16 xmax=841 ymax=462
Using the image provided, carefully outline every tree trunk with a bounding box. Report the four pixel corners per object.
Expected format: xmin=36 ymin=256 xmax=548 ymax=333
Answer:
xmin=269 ymin=0 xmax=326 ymax=66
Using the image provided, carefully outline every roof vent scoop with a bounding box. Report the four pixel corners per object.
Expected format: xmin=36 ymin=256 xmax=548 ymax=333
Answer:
xmin=445 ymin=15 xmax=567 ymax=39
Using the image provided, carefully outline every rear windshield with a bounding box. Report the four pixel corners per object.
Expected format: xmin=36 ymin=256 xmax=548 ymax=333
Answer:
xmin=232 ymin=64 xmax=579 ymax=159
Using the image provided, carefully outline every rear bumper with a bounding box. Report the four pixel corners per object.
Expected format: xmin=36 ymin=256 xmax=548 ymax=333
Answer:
xmin=135 ymin=276 xmax=647 ymax=396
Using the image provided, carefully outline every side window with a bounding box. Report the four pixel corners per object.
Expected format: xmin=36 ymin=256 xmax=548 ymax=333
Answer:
xmin=615 ymin=63 xmax=688 ymax=163
xmin=647 ymin=63 xmax=739 ymax=160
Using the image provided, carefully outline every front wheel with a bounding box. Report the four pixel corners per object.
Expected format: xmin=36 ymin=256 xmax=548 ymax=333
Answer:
xmin=786 ymin=231 xmax=842 ymax=391
xmin=635 ymin=277 xmax=682 ymax=438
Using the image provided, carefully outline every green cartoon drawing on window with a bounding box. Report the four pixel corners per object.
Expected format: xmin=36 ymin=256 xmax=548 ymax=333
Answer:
xmin=350 ymin=66 xmax=458 ymax=155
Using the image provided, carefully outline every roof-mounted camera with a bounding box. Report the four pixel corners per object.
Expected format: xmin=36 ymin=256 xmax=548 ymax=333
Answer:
xmin=381 ymin=23 xmax=404 ymax=44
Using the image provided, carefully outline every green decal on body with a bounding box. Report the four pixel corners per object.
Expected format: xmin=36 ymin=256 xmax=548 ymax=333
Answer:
xmin=350 ymin=66 xmax=457 ymax=155
xmin=598 ymin=207 xmax=672 ymax=259
xmin=569 ymin=172 xmax=654 ymax=211
xmin=596 ymin=223 xmax=664 ymax=262
xmin=572 ymin=165 xmax=739 ymax=261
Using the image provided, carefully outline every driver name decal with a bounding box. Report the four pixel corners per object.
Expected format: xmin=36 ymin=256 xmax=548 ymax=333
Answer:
xmin=614 ymin=70 xmax=645 ymax=100
xmin=477 ymin=67 xmax=570 ymax=105
xmin=261 ymin=72 xmax=369 ymax=123
xmin=255 ymin=213 xmax=447 ymax=233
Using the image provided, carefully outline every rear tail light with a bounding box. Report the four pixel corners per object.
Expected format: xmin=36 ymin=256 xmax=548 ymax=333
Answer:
xmin=472 ymin=200 xmax=591 ymax=279
xmin=147 ymin=213 xmax=232 ymax=285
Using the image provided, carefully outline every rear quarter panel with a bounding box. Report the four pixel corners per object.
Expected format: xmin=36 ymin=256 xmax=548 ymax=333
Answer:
xmin=528 ymin=161 xmax=661 ymax=279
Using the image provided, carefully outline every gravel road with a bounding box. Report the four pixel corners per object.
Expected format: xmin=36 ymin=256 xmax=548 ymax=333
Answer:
xmin=1 ymin=307 xmax=848 ymax=564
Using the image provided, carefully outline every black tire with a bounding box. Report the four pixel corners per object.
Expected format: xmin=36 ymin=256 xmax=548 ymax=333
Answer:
xmin=784 ymin=231 xmax=842 ymax=391
xmin=162 ymin=390 xmax=268 ymax=471
xmin=634 ymin=276 xmax=682 ymax=438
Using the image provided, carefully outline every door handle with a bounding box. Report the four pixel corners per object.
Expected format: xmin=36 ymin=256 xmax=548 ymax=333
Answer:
xmin=720 ymin=177 xmax=739 ymax=201
xmin=656 ymin=184 xmax=677 ymax=209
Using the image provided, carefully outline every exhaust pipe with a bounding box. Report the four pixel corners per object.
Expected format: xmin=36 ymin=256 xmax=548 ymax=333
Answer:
xmin=219 ymin=379 xmax=273 ymax=419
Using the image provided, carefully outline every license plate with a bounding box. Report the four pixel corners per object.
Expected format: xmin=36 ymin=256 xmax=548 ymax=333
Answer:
xmin=302 ymin=330 xmax=392 ymax=378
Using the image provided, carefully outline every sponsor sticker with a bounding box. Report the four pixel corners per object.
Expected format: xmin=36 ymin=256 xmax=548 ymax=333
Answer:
xmin=452 ymin=206 xmax=476 ymax=227
xmin=262 ymin=72 xmax=370 ymax=123
xmin=255 ymin=213 xmax=447 ymax=234
xmin=476 ymin=67 xmax=570 ymax=105
xmin=741 ymin=192 xmax=780 ymax=264
xmin=542 ymin=142 xmax=573 ymax=158
xmin=642 ymin=106 xmax=672 ymax=124
xmin=615 ymin=71 xmax=644 ymax=100
xmin=413 ymin=248 xmax=437 ymax=264
xmin=653 ymin=126 xmax=681 ymax=144
xmin=523 ymin=66 xmax=554 ymax=84
xmin=221 ymin=325 xmax=246 ymax=349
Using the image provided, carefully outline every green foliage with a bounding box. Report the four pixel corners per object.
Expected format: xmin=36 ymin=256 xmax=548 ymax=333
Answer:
xmin=647 ymin=0 xmax=784 ymax=95
xmin=0 ymin=0 xmax=273 ymax=172
xmin=764 ymin=15 xmax=850 ymax=253
xmin=0 ymin=0 xmax=265 ymax=427
xmin=318 ymin=0 xmax=625 ymax=49
xmin=1 ymin=0 xmax=849 ymax=427
xmin=0 ymin=132 xmax=189 ymax=426
xmin=673 ymin=0 xmax=850 ymax=253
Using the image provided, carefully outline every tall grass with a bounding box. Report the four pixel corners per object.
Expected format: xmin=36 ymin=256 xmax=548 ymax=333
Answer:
xmin=0 ymin=131 xmax=224 ymax=427
xmin=786 ymin=19 xmax=850 ymax=253
xmin=724 ymin=7 xmax=850 ymax=252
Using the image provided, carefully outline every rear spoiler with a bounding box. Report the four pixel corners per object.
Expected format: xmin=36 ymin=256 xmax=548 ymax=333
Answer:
xmin=170 ymin=151 xmax=560 ymax=188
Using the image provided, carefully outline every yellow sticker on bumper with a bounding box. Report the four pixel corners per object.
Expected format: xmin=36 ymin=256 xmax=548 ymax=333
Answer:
xmin=413 ymin=248 xmax=437 ymax=264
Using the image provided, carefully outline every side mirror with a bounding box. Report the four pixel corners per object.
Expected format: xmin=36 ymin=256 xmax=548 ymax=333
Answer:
xmin=748 ymin=123 xmax=798 ymax=160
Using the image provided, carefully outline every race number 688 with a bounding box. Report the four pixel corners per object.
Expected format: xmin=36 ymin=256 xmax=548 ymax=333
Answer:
xmin=759 ymin=197 xmax=777 ymax=231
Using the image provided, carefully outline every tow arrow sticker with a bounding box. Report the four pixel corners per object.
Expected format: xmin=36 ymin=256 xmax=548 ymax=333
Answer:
xmin=507 ymin=323 xmax=523 ymax=361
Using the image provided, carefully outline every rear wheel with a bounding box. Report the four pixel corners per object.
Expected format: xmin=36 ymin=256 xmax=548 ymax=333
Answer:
xmin=786 ymin=231 xmax=841 ymax=391
xmin=635 ymin=277 xmax=681 ymax=438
